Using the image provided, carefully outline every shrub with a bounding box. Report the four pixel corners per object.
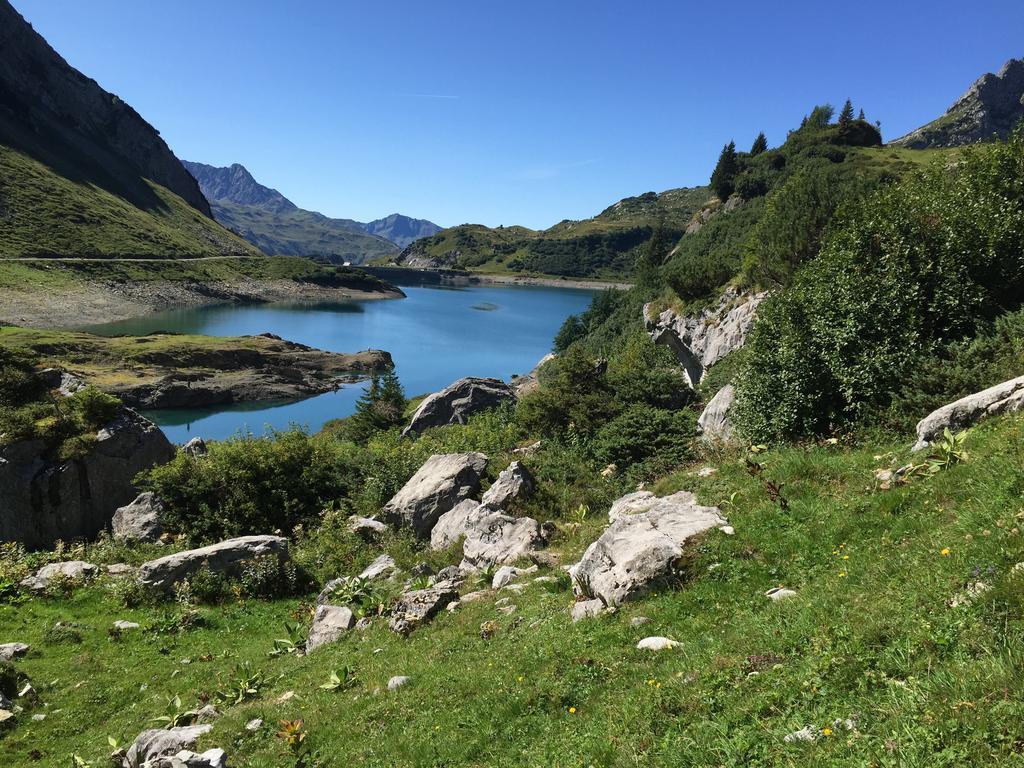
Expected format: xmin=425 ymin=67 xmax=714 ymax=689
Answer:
xmin=517 ymin=347 xmax=618 ymax=436
xmin=240 ymin=555 xmax=301 ymax=599
xmin=140 ymin=427 xmax=363 ymax=542
xmin=736 ymin=130 xmax=1024 ymax=441
xmin=594 ymin=405 xmax=696 ymax=476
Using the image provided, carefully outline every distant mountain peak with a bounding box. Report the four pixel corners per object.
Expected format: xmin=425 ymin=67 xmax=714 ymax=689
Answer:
xmin=892 ymin=57 xmax=1024 ymax=148
xmin=183 ymin=160 xmax=296 ymax=213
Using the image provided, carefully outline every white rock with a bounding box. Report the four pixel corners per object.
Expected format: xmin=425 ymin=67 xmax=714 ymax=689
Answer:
xmin=492 ymin=564 xmax=537 ymax=590
xmin=306 ymin=605 xmax=356 ymax=652
xmin=382 ymin=452 xmax=489 ymax=538
xmin=387 ymin=676 xmax=411 ymax=691
xmin=113 ymin=620 xmax=141 ymax=631
xmin=697 ymin=385 xmax=736 ymax=443
xmin=765 ymin=587 xmax=798 ymax=602
xmin=571 ymin=599 xmax=605 ymax=622
xmin=636 ymin=636 xmax=679 ymax=651
xmin=20 ymin=560 xmax=98 ymax=591
xmin=480 ymin=461 xmax=536 ymax=510
xmin=629 ymin=616 xmax=651 ymax=628
xmin=0 ymin=642 xmax=30 ymax=661
xmin=783 ymin=725 xmax=819 ymax=743
xmin=245 ymin=718 xmax=263 ymax=732
xmin=913 ymin=374 xmax=1024 ymax=451
xmin=138 ymin=536 xmax=288 ymax=591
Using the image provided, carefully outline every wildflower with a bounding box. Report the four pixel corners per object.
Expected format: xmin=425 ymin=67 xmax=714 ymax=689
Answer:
xmin=822 ymin=727 xmax=833 ymax=736
xmin=842 ymin=555 xmax=849 ymax=560
xmin=940 ymin=548 xmax=951 ymax=556
xmin=568 ymin=706 xmax=577 ymax=714
xmin=516 ymin=676 xmax=524 ymax=683
xmin=838 ymin=572 xmax=847 ymax=578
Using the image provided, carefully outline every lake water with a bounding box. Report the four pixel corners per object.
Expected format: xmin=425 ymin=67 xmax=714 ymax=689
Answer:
xmin=82 ymin=282 xmax=597 ymax=442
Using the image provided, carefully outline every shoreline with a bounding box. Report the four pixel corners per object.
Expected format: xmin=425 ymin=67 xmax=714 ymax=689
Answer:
xmin=360 ymin=265 xmax=632 ymax=291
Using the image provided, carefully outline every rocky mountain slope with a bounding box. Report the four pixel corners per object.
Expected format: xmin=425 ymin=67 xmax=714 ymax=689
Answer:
xmin=184 ymin=161 xmax=441 ymax=260
xmin=892 ymin=57 xmax=1024 ymax=148
xmin=391 ymin=187 xmax=710 ymax=278
xmin=0 ymin=0 xmax=261 ymax=259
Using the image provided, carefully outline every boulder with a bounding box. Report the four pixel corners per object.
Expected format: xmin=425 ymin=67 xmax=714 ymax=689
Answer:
xmin=912 ymin=374 xmax=1024 ymax=451
xmin=111 ymin=492 xmax=165 ymax=543
xmin=0 ymin=642 xmax=30 ymax=661
xmin=149 ymin=749 xmax=227 ymax=768
xmin=697 ymin=385 xmax=736 ymax=442
xmin=569 ymin=491 xmax=729 ymax=606
xmin=402 ymin=377 xmax=516 ymax=437
xmin=382 ymin=452 xmax=488 ymax=538
xmin=306 ymin=605 xmax=356 ymax=652
xmin=348 ymin=516 xmax=387 ymax=538
xmin=182 ymin=437 xmax=208 ymax=458
xmin=20 ymin=560 xmax=98 ymax=591
xmin=480 ymin=461 xmax=535 ymax=510
xmin=460 ymin=512 xmax=546 ymax=571
xmin=644 ymin=288 xmax=767 ymax=387
xmin=387 ymin=675 xmax=411 ymax=691
xmin=492 ymin=564 xmax=537 ymax=590
xmin=389 ymin=580 xmax=460 ymax=635
xmin=138 ymin=535 xmax=288 ymax=591
xmin=571 ymin=598 xmax=605 ymax=622
xmin=430 ymin=499 xmax=485 ymax=551
xmin=0 ymin=407 xmax=174 ymax=548
xmin=123 ymin=724 xmax=212 ymax=768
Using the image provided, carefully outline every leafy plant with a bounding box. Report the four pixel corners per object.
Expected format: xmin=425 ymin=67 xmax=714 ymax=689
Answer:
xmin=150 ymin=694 xmax=200 ymax=729
xmin=215 ymin=662 xmax=265 ymax=706
xmin=270 ymin=621 xmax=304 ymax=657
xmin=319 ymin=667 xmax=357 ymax=692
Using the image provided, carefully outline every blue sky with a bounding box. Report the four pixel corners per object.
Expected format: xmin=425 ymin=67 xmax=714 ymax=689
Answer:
xmin=13 ymin=0 xmax=1024 ymax=229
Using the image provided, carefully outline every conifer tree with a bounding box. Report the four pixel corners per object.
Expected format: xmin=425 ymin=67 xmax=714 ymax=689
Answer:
xmin=858 ymin=108 xmax=865 ymax=121
xmin=750 ymin=132 xmax=768 ymax=155
xmin=839 ymin=99 xmax=855 ymax=126
xmin=347 ymin=370 xmax=406 ymax=442
xmin=710 ymin=141 xmax=738 ymax=201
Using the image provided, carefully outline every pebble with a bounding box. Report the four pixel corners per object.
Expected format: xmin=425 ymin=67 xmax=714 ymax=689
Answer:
xmin=245 ymin=718 xmax=263 ymax=732
xmin=636 ymin=636 xmax=679 ymax=651
xmin=387 ymin=676 xmax=411 ymax=691
xmin=112 ymin=620 xmax=141 ymax=631
xmin=765 ymin=587 xmax=797 ymax=602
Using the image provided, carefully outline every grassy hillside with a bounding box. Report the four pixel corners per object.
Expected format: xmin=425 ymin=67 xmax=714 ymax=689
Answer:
xmin=387 ymin=187 xmax=711 ymax=279
xmin=0 ymin=145 xmax=261 ymax=259
xmin=211 ymin=200 xmax=398 ymax=264
xmin=2 ymin=412 xmax=1022 ymax=766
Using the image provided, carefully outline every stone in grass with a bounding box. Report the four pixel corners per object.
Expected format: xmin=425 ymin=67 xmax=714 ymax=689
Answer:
xmin=636 ymin=636 xmax=680 ymax=651
xmin=784 ymin=717 xmax=857 ymax=744
xmin=0 ymin=643 xmax=30 ymax=662
xmin=123 ymin=724 xmax=213 ymax=768
xmin=492 ymin=564 xmax=537 ymax=590
xmin=629 ymin=616 xmax=652 ymax=628
xmin=387 ymin=676 xmax=411 ymax=691
xmin=765 ymin=587 xmax=798 ymax=602
xmin=245 ymin=718 xmax=263 ymax=732
xmin=571 ymin=598 xmax=605 ymax=622
xmin=306 ymin=605 xmax=356 ymax=652
xmin=388 ymin=581 xmax=460 ymax=635
xmin=113 ymin=620 xmax=141 ymax=631
xmin=20 ymin=560 xmax=98 ymax=591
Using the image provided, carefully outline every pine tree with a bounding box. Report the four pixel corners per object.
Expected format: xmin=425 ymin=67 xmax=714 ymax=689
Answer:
xmin=347 ymin=371 xmax=406 ymax=442
xmin=710 ymin=141 xmax=738 ymax=202
xmin=857 ymin=108 xmax=865 ymax=121
xmin=750 ymin=132 xmax=768 ymax=155
xmin=839 ymin=99 xmax=855 ymax=126
xmin=637 ymin=216 xmax=667 ymax=286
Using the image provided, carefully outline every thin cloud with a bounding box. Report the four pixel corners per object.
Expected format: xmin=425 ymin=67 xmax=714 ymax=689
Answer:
xmin=510 ymin=157 xmax=600 ymax=181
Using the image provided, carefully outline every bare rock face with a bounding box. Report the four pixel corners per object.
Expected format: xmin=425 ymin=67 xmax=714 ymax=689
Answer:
xmin=697 ymin=385 xmax=736 ymax=442
xmin=892 ymin=58 xmax=1024 ymax=149
xmin=402 ymin=378 xmax=516 ymax=437
xmin=430 ymin=499 xmax=485 ymax=551
xmin=112 ymin=492 xmax=164 ymax=543
xmin=480 ymin=461 xmax=535 ymax=510
xmin=138 ymin=535 xmax=289 ymax=591
xmin=913 ymin=374 xmax=1024 ymax=451
xmin=570 ymin=491 xmax=729 ymax=606
xmin=123 ymin=724 xmax=213 ymax=768
xmin=389 ymin=580 xmax=461 ymax=635
xmin=382 ymin=452 xmax=488 ymax=538
xmin=644 ymin=289 xmax=767 ymax=387
xmin=0 ymin=405 xmax=174 ymax=548
xmin=306 ymin=605 xmax=356 ymax=652
xmin=20 ymin=560 xmax=98 ymax=591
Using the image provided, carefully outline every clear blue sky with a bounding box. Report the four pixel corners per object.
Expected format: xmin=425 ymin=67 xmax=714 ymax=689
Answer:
xmin=13 ymin=0 xmax=1024 ymax=229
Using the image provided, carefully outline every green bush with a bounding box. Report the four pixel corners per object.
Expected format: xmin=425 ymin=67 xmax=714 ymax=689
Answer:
xmin=594 ymin=405 xmax=696 ymax=477
xmin=736 ymin=130 xmax=1024 ymax=442
xmin=140 ymin=427 xmax=364 ymax=542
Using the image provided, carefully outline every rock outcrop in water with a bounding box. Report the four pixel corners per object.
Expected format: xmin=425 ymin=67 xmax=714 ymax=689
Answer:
xmin=0 ymin=407 xmax=174 ymax=548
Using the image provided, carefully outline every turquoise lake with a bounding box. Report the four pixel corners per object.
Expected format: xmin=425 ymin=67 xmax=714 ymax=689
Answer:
xmin=83 ymin=282 xmax=597 ymax=443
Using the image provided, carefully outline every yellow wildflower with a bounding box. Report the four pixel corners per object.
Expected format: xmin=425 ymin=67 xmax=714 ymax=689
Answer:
xmin=940 ymin=547 xmax=951 ymax=556
xmin=568 ymin=706 xmax=577 ymax=714
xmin=823 ymin=727 xmax=833 ymax=736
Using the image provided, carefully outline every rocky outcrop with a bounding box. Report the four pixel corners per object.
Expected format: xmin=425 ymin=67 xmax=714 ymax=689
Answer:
xmin=430 ymin=500 xmax=485 ymax=551
xmin=316 ymin=554 xmax=397 ymax=605
xmin=460 ymin=512 xmax=546 ymax=571
xmin=480 ymin=461 xmax=535 ymax=510
xmin=570 ymin=491 xmax=729 ymax=606
xmin=0 ymin=408 xmax=174 ymax=548
xmin=912 ymin=374 xmax=1024 ymax=451
xmin=402 ymin=378 xmax=516 ymax=437
xmin=111 ymin=492 xmax=164 ymax=543
xmin=892 ymin=58 xmax=1024 ymax=149
xmin=389 ymin=580 xmax=461 ymax=635
xmin=138 ymin=535 xmax=289 ymax=591
xmin=382 ymin=452 xmax=488 ymax=538
xmin=511 ymin=353 xmax=556 ymax=397
xmin=697 ymin=385 xmax=736 ymax=442
xmin=0 ymin=1 xmax=210 ymax=216
xmin=644 ymin=288 xmax=767 ymax=386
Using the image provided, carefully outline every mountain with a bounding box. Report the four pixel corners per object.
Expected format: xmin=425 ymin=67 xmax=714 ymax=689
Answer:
xmin=390 ymin=187 xmax=711 ymax=278
xmin=892 ymin=57 xmax=1024 ymax=148
xmin=0 ymin=0 xmax=259 ymax=258
xmin=184 ymin=161 xmax=441 ymax=261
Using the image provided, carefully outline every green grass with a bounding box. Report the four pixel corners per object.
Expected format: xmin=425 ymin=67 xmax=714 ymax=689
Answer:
xmin=3 ymin=415 xmax=1023 ymax=766
xmin=0 ymin=145 xmax=261 ymax=259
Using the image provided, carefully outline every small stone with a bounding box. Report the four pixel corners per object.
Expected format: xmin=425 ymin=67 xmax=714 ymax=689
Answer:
xmin=636 ymin=636 xmax=679 ymax=651
xmin=0 ymin=709 xmax=14 ymax=724
xmin=446 ymin=601 xmax=460 ymax=613
xmin=31 ymin=713 xmax=46 ymax=722
xmin=349 ymin=516 xmax=387 ymax=538
xmin=355 ymin=617 xmax=373 ymax=631
xmin=696 ymin=467 xmax=718 ymax=477
xmin=306 ymin=605 xmax=356 ymax=651
xmin=720 ymin=525 xmax=735 ymax=535
xmin=532 ymin=575 xmax=558 ymax=584
xmin=629 ymin=616 xmax=651 ymax=628
xmin=460 ymin=590 xmax=492 ymax=603
xmin=784 ymin=725 xmax=819 ymax=743
xmin=571 ymin=599 xmax=605 ymax=623
xmin=503 ymin=582 xmax=527 ymax=593
xmin=0 ymin=643 xmax=30 ymax=661
xmin=274 ymin=691 xmax=296 ymax=704
xmin=387 ymin=676 xmax=411 ymax=691
xmin=492 ymin=564 xmax=537 ymax=590
xmin=497 ymin=604 xmax=517 ymax=615
xmin=245 ymin=718 xmax=263 ymax=732
xmin=113 ymin=620 xmax=141 ymax=631
xmin=195 ymin=705 xmax=220 ymax=722
xmin=182 ymin=437 xmax=208 ymax=457
xmin=765 ymin=587 xmax=797 ymax=602
xmin=106 ymin=563 xmax=135 ymax=576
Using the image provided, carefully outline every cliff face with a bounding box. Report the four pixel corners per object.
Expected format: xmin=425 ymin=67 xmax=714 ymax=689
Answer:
xmin=892 ymin=58 xmax=1024 ymax=148
xmin=0 ymin=0 xmax=211 ymax=216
